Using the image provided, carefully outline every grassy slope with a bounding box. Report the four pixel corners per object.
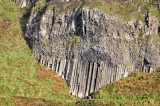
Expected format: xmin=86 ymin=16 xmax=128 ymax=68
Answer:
xmin=91 ymin=70 xmax=160 ymax=105
xmin=0 ymin=0 xmax=76 ymax=105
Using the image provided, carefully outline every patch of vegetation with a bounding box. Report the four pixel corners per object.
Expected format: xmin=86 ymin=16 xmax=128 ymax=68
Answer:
xmin=140 ymin=31 xmax=146 ymax=37
xmin=151 ymin=34 xmax=160 ymax=43
xmin=76 ymin=99 xmax=160 ymax=106
xmin=31 ymin=0 xmax=46 ymax=14
xmin=41 ymin=39 xmax=50 ymax=47
xmin=76 ymin=99 xmax=105 ymax=106
xmin=92 ymin=71 xmax=160 ymax=104
xmin=82 ymin=0 xmax=160 ymax=21
xmin=30 ymin=0 xmax=159 ymax=23
xmin=66 ymin=35 xmax=81 ymax=49
xmin=149 ymin=5 xmax=160 ymax=19
xmin=141 ymin=33 xmax=160 ymax=44
xmin=0 ymin=0 xmax=77 ymax=105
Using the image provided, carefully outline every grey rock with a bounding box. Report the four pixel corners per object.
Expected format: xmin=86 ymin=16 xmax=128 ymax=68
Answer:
xmin=26 ymin=7 xmax=160 ymax=98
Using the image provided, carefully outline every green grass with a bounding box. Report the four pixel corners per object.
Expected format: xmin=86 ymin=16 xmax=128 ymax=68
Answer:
xmin=0 ymin=0 xmax=77 ymax=105
xmin=92 ymin=70 xmax=160 ymax=104
xmin=82 ymin=0 xmax=160 ymax=21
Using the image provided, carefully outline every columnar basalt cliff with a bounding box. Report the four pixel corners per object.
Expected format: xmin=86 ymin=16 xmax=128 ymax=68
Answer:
xmin=25 ymin=2 xmax=160 ymax=97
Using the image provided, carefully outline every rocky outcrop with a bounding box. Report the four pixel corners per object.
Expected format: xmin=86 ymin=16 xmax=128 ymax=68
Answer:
xmin=25 ymin=6 xmax=160 ymax=97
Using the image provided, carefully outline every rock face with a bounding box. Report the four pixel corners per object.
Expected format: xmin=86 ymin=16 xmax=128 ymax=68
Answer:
xmin=25 ymin=7 xmax=160 ymax=97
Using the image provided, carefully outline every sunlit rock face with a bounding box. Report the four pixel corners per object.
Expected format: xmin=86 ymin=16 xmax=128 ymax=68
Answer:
xmin=25 ymin=5 xmax=160 ymax=97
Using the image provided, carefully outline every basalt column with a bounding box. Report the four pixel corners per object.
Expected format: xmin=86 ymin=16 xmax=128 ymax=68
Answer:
xmin=25 ymin=7 xmax=160 ymax=97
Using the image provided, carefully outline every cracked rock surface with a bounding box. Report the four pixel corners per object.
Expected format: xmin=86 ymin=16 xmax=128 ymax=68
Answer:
xmin=25 ymin=6 xmax=160 ymax=97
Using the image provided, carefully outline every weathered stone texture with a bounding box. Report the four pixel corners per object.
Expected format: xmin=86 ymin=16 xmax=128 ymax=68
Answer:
xmin=13 ymin=0 xmax=37 ymax=8
xmin=25 ymin=7 xmax=160 ymax=97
